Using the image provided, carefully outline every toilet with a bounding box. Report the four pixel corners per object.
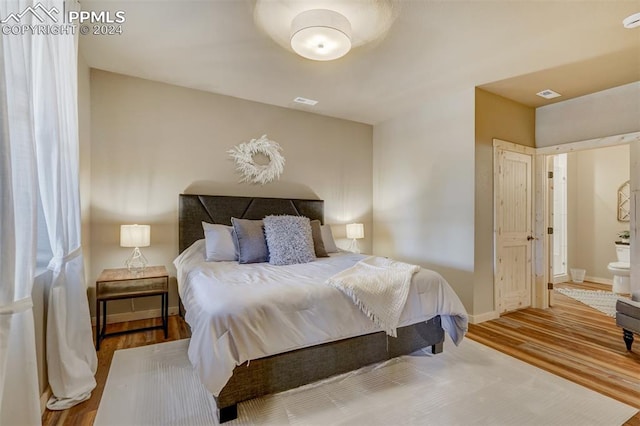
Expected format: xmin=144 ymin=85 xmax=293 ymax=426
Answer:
xmin=607 ymin=243 xmax=631 ymax=294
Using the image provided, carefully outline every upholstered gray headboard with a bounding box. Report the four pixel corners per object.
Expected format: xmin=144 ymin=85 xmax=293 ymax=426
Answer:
xmin=178 ymin=194 xmax=324 ymax=253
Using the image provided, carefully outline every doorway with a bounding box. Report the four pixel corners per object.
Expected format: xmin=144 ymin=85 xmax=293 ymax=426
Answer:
xmin=534 ymin=133 xmax=639 ymax=309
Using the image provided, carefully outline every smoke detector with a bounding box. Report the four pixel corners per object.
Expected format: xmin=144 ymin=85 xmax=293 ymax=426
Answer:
xmin=623 ymin=12 xmax=640 ymax=29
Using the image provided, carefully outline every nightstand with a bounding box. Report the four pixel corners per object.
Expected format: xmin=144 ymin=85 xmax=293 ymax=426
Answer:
xmin=95 ymin=265 xmax=169 ymax=350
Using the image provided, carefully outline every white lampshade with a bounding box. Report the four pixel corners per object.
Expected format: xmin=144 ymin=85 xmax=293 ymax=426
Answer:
xmin=120 ymin=224 xmax=150 ymax=248
xmin=290 ymin=9 xmax=352 ymax=61
xmin=346 ymin=223 xmax=364 ymax=240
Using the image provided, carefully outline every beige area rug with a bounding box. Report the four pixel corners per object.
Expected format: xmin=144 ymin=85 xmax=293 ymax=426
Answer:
xmin=555 ymin=288 xmax=629 ymax=317
xmin=94 ymin=338 xmax=637 ymax=426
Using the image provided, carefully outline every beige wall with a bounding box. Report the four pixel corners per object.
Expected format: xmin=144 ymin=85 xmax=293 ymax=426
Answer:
xmin=566 ymin=145 xmax=630 ymax=281
xmin=536 ymin=82 xmax=640 ymax=147
xmin=631 ymin=141 xmax=639 ymax=300
xmin=89 ymin=70 xmax=373 ymax=317
xmin=474 ymin=89 xmax=535 ymax=315
xmin=372 ymin=88 xmax=475 ymax=313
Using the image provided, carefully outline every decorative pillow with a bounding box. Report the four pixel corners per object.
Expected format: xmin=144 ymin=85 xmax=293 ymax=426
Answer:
xmin=310 ymin=220 xmax=329 ymax=258
xmin=320 ymin=224 xmax=339 ymax=253
xmin=202 ymin=222 xmax=237 ymax=261
xmin=263 ymin=215 xmax=316 ymax=265
xmin=231 ymin=218 xmax=269 ymax=264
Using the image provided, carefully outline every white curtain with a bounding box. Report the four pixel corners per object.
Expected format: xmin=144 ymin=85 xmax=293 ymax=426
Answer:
xmin=31 ymin=0 xmax=98 ymax=411
xmin=0 ymin=3 xmax=43 ymax=424
xmin=0 ymin=0 xmax=97 ymax=419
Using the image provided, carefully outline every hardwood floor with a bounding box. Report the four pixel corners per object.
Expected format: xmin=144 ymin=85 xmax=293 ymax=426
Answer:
xmin=41 ymin=316 xmax=191 ymax=426
xmin=43 ymin=284 xmax=639 ymax=425
xmin=468 ymin=282 xmax=640 ymax=425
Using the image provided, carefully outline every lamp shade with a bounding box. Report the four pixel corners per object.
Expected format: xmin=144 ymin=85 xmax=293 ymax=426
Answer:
xmin=120 ymin=224 xmax=150 ymax=248
xmin=290 ymin=9 xmax=352 ymax=61
xmin=346 ymin=223 xmax=364 ymax=240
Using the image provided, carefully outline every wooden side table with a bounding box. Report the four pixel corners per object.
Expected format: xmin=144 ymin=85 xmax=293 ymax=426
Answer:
xmin=95 ymin=265 xmax=169 ymax=350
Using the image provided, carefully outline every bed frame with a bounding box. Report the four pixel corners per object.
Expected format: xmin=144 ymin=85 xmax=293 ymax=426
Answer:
xmin=178 ymin=194 xmax=445 ymax=422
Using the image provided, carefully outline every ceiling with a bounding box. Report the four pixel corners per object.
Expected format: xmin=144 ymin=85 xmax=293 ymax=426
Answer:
xmin=79 ymin=0 xmax=640 ymax=125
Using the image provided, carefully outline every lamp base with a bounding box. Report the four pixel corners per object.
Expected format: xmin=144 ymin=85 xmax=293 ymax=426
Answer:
xmin=125 ymin=247 xmax=148 ymax=274
xmin=348 ymin=239 xmax=361 ymax=254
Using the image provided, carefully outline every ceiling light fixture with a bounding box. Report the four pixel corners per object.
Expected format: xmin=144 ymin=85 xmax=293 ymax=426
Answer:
xmin=290 ymin=9 xmax=352 ymax=61
xmin=623 ymin=12 xmax=640 ymax=29
xmin=254 ymin=1 xmax=397 ymax=62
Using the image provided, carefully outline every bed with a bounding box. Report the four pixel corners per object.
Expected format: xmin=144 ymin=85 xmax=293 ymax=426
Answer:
xmin=175 ymin=194 xmax=468 ymax=422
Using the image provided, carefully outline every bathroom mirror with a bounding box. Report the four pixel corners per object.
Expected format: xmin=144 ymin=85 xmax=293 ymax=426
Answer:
xmin=618 ymin=180 xmax=630 ymax=222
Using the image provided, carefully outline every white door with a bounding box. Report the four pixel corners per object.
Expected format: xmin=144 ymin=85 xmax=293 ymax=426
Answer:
xmin=495 ymin=143 xmax=534 ymax=314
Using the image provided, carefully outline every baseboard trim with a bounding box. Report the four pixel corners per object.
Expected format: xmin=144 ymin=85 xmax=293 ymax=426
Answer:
xmin=469 ymin=311 xmax=499 ymax=324
xmin=584 ymin=276 xmax=613 ymax=286
xmin=91 ymin=307 xmax=179 ymax=326
xmin=41 ymin=386 xmax=52 ymax=415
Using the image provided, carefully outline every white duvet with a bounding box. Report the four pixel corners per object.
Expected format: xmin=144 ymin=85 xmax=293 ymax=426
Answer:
xmin=174 ymin=240 xmax=468 ymax=397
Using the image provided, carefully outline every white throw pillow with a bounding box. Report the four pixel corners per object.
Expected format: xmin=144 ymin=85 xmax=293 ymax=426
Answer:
xmin=202 ymin=222 xmax=237 ymax=261
xmin=320 ymin=224 xmax=339 ymax=253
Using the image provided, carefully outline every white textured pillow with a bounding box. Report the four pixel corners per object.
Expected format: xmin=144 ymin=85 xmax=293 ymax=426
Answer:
xmin=320 ymin=224 xmax=338 ymax=253
xmin=202 ymin=222 xmax=237 ymax=261
xmin=263 ymin=215 xmax=315 ymax=265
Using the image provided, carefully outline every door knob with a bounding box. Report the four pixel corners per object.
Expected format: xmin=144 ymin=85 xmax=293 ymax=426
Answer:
xmin=527 ymin=235 xmax=534 ymax=241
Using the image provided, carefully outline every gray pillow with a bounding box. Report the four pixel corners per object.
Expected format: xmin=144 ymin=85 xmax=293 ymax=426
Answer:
xmin=231 ymin=218 xmax=268 ymax=264
xmin=202 ymin=222 xmax=237 ymax=261
xmin=263 ymin=215 xmax=316 ymax=265
xmin=320 ymin=224 xmax=339 ymax=253
xmin=310 ymin=220 xmax=329 ymax=257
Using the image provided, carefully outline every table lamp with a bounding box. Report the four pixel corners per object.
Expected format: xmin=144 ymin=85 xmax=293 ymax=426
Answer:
xmin=120 ymin=224 xmax=150 ymax=273
xmin=346 ymin=223 xmax=364 ymax=254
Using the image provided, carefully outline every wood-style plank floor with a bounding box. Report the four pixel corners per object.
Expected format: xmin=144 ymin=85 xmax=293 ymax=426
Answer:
xmin=43 ymin=283 xmax=640 ymax=425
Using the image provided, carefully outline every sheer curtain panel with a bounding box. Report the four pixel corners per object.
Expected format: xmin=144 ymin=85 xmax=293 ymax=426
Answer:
xmin=0 ymin=6 xmax=43 ymax=425
xmin=0 ymin=0 xmax=97 ymax=419
xmin=31 ymin=0 xmax=98 ymax=410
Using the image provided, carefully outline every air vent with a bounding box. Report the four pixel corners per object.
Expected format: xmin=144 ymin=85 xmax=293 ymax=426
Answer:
xmin=536 ymin=89 xmax=561 ymax=100
xmin=293 ymin=97 xmax=318 ymax=106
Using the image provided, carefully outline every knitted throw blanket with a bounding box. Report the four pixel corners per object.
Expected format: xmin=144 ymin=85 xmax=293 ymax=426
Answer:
xmin=326 ymin=256 xmax=420 ymax=337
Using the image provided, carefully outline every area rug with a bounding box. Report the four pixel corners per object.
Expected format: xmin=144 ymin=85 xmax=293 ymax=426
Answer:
xmin=94 ymin=338 xmax=637 ymax=426
xmin=555 ymin=288 xmax=629 ymax=317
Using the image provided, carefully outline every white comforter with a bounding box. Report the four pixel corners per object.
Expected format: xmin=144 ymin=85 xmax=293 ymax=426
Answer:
xmin=174 ymin=240 xmax=468 ymax=397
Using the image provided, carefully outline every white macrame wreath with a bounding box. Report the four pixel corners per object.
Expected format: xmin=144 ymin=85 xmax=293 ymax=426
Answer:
xmin=228 ymin=135 xmax=285 ymax=185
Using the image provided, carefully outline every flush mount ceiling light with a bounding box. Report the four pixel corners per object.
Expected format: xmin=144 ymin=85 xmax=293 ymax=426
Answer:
xmin=254 ymin=0 xmax=397 ymax=61
xmin=623 ymin=12 xmax=640 ymax=29
xmin=290 ymin=9 xmax=352 ymax=61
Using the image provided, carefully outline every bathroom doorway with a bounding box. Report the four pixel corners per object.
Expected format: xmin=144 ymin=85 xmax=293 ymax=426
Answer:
xmin=536 ymin=134 xmax=637 ymax=309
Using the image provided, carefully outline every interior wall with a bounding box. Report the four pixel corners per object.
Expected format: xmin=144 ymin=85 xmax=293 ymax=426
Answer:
xmin=631 ymin=141 xmax=639 ymax=301
xmin=566 ymin=145 xmax=630 ymax=282
xmin=474 ymin=88 xmax=535 ymax=315
xmin=536 ymin=82 xmax=640 ymax=147
xmin=89 ymin=70 xmax=373 ymax=318
xmin=372 ymin=87 xmax=475 ymax=313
